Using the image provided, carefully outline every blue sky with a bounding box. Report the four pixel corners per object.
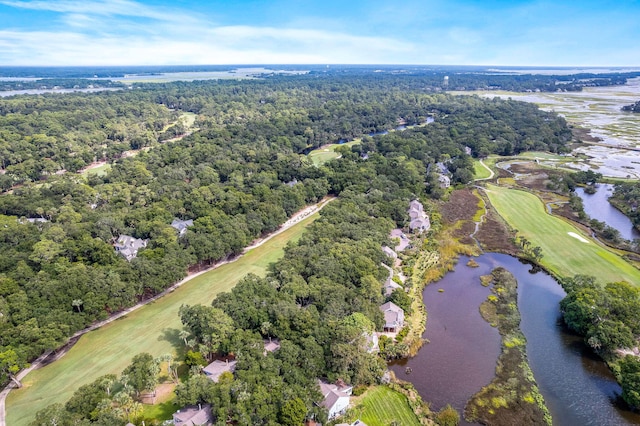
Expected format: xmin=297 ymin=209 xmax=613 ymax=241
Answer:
xmin=0 ymin=0 xmax=638 ymax=66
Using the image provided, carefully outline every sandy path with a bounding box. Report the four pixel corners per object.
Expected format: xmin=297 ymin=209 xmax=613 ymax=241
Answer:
xmin=475 ymin=159 xmax=495 ymax=181
xmin=0 ymin=196 xmax=334 ymax=426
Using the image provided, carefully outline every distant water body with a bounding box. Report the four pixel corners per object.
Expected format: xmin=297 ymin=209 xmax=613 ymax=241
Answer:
xmin=0 ymin=87 xmax=123 ymax=97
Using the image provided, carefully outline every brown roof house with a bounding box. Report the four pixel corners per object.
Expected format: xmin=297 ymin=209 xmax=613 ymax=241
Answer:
xmin=203 ymin=359 xmax=236 ymax=382
xmin=408 ymin=200 xmax=430 ymax=233
xmin=114 ymin=235 xmax=148 ymax=261
xmin=172 ymin=404 xmax=213 ymax=426
xmin=318 ymin=380 xmax=353 ymax=420
xmin=380 ymin=301 xmax=405 ymax=333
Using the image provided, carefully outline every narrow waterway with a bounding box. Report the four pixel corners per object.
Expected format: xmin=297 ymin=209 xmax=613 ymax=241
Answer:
xmin=392 ymin=253 xmax=640 ymax=425
xmin=574 ymin=183 xmax=640 ymax=241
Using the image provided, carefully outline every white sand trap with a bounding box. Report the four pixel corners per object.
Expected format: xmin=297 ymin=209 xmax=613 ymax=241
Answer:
xmin=324 ymin=149 xmax=329 ymax=151
xmin=568 ymin=232 xmax=589 ymax=243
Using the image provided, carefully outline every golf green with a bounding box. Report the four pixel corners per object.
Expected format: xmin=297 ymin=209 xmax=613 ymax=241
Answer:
xmin=485 ymin=184 xmax=640 ymax=285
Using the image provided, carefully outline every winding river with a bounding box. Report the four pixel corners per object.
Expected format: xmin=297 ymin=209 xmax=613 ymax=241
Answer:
xmin=391 ymin=253 xmax=640 ymax=425
xmin=575 ymin=183 xmax=640 ymax=241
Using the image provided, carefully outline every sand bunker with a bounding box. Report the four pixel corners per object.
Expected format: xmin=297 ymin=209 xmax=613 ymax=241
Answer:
xmin=568 ymin=232 xmax=589 ymax=243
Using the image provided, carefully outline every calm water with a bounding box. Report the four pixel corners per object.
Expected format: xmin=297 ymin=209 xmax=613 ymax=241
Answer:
xmin=392 ymin=253 xmax=640 ymax=425
xmin=0 ymin=87 xmax=122 ymax=97
xmin=575 ymin=183 xmax=640 ymax=241
xmin=389 ymin=255 xmax=501 ymax=425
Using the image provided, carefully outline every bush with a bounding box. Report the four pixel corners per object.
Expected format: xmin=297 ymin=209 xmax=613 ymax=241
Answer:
xmin=435 ymin=404 xmax=460 ymax=426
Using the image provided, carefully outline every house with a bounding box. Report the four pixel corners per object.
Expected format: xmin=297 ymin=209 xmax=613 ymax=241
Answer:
xmin=408 ymin=200 xmax=430 ymax=233
xmin=438 ymin=174 xmax=451 ymax=188
xmin=263 ymin=338 xmax=281 ymax=354
xmin=285 ymin=178 xmax=298 ymax=187
xmin=203 ymin=359 xmax=236 ymax=382
xmin=25 ymin=217 xmax=49 ymax=224
xmin=384 ymin=279 xmax=403 ymax=297
xmin=382 ymin=246 xmax=397 ymax=259
xmin=173 ymin=404 xmax=213 ymax=426
xmin=318 ymin=380 xmax=353 ymax=419
xmin=381 ymin=262 xmax=402 ymax=296
xmin=114 ymin=235 xmax=148 ymax=261
xmin=380 ymin=301 xmax=405 ymax=333
xmin=171 ymin=218 xmax=194 ymax=237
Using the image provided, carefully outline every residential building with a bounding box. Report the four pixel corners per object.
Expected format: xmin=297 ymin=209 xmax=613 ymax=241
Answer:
xmin=318 ymin=380 xmax=353 ymax=420
xmin=408 ymin=199 xmax=430 ymax=233
xmin=382 ymin=246 xmax=397 ymax=259
xmin=114 ymin=235 xmax=148 ymax=261
xmin=380 ymin=301 xmax=405 ymax=333
xmin=171 ymin=218 xmax=194 ymax=237
xmin=173 ymin=404 xmax=213 ymax=426
xmin=203 ymin=359 xmax=236 ymax=382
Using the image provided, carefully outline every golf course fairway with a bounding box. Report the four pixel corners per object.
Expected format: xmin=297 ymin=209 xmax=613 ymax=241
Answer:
xmin=6 ymin=210 xmax=321 ymax=426
xmin=485 ymin=184 xmax=640 ymax=285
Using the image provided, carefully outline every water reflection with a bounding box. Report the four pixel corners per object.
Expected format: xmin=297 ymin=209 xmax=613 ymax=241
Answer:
xmin=391 ymin=253 xmax=640 ymax=425
xmin=574 ymin=184 xmax=640 ymax=242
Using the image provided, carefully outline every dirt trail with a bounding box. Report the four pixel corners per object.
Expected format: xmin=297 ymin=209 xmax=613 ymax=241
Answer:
xmin=0 ymin=197 xmax=334 ymax=426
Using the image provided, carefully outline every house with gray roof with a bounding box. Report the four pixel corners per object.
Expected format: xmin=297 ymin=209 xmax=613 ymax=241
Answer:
xmin=114 ymin=235 xmax=148 ymax=261
xmin=380 ymin=301 xmax=405 ymax=333
xmin=203 ymin=359 xmax=236 ymax=382
xmin=263 ymin=339 xmax=281 ymax=354
xmin=318 ymin=380 xmax=353 ymax=420
xmin=173 ymin=404 xmax=213 ymax=426
xmin=382 ymin=246 xmax=397 ymax=259
xmin=171 ymin=218 xmax=194 ymax=237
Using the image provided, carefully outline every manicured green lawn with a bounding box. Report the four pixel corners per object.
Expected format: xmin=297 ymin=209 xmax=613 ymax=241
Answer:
xmin=357 ymin=386 xmax=421 ymax=426
xmin=485 ymin=184 xmax=640 ymax=285
xmin=473 ymin=160 xmax=493 ymax=179
xmin=6 ymin=212 xmax=319 ymax=426
xmin=80 ymin=162 xmax=111 ymax=177
xmin=308 ymin=140 xmax=361 ymax=166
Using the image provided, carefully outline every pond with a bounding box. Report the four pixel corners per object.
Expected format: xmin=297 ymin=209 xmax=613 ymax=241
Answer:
xmin=391 ymin=253 xmax=640 ymax=425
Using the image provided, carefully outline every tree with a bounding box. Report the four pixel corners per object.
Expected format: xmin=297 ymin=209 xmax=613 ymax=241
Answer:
xmin=179 ymin=304 xmax=235 ymax=358
xmin=122 ymin=352 xmax=160 ymax=397
xmin=620 ymin=355 xmax=640 ymax=408
xmin=280 ymin=397 xmax=307 ymax=426
xmin=0 ymin=348 xmax=23 ymax=387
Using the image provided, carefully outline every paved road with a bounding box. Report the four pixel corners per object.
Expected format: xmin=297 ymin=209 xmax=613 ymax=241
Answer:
xmin=0 ymin=197 xmax=334 ymax=426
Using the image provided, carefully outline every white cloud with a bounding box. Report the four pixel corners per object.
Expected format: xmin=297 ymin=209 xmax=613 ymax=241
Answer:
xmin=0 ymin=25 xmax=416 ymax=65
xmin=0 ymin=0 xmax=193 ymax=22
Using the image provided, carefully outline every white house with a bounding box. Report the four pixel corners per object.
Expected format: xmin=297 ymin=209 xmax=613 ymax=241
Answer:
xmin=408 ymin=200 xmax=430 ymax=233
xmin=318 ymin=380 xmax=353 ymax=419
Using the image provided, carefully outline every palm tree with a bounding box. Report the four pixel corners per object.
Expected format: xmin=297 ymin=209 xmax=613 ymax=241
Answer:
xmin=179 ymin=329 xmax=190 ymax=347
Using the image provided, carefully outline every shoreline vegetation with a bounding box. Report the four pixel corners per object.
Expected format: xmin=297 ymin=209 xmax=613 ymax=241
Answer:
xmin=466 ymin=268 xmax=551 ymax=425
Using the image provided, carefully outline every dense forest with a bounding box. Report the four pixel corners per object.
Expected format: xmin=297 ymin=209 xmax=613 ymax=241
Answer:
xmin=560 ymin=275 xmax=640 ymax=408
xmin=0 ymin=74 xmax=573 ymax=190
xmin=610 ymin=182 xmax=640 ymax=231
xmin=0 ymin=76 xmax=573 ymax=411
xmin=622 ymin=100 xmax=640 ymax=113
